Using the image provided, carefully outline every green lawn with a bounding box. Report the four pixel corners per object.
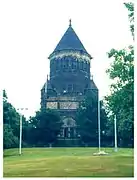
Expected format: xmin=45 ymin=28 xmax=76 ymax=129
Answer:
xmin=3 ymin=147 xmax=134 ymax=177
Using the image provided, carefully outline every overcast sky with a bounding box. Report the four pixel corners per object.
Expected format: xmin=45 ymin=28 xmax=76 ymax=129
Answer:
xmin=1 ymin=0 xmax=133 ymax=118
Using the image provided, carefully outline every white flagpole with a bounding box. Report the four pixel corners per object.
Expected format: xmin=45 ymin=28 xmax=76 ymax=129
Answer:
xmin=19 ymin=114 xmax=22 ymax=155
xmin=17 ymin=108 xmax=28 ymax=155
xmin=98 ymin=92 xmax=101 ymax=152
xmin=93 ymin=91 xmax=108 ymax=156
xmin=114 ymin=115 xmax=118 ymax=152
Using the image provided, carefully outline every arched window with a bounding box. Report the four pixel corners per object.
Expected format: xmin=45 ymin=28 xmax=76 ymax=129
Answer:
xmin=56 ymin=59 xmax=59 ymax=70
xmin=77 ymin=61 xmax=79 ymax=70
xmin=81 ymin=61 xmax=84 ymax=70
xmin=73 ymin=60 xmax=76 ymax=69
xmin=52 ymin=59 xmax=56 ymax=71
xmin=60 ymin=59 xmax=63 ymax=69
xmin=58 ymin=58 xmax=61 ymax=69
xmin=71 ymin=59 xmax=74 ymax=69
xmin=79 ymin=61 xmax=82 ymax=70
xmin=68 ymin=58 xmax=71 ymax=68
xmin=83 ymin=61 xmax=86 ymax=71
xmin=88 ymin=62 xmax=90 ymax=72
xmin=66 ymin=58 xmax=69 ymax=69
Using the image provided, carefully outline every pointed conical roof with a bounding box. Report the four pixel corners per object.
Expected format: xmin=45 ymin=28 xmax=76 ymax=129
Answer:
xmin=50 ymin=21 xmax=89 ymax=56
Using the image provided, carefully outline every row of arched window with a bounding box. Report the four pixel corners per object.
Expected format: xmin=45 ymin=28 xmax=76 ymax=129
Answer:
xmin=50 ymin=57 xmax=90 ymax=72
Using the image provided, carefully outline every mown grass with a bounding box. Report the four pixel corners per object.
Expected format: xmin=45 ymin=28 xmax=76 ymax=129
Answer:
xmin=3 ymin=147 xmax=134 ymax=177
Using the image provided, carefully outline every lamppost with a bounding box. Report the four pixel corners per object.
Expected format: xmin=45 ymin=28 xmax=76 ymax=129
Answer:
xmin=17 ymin=108 xmax=28 ymax=155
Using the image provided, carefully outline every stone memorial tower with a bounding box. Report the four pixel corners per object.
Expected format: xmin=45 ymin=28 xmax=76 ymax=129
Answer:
xmin=41 ymin=20 xmax=98 ymax=144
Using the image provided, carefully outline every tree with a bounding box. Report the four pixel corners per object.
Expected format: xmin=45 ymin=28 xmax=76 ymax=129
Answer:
xmin=3 ymin=124 xmax=19 ymax=149
xmin=3 ymin=89 xmax=7 ymax=100
xmin=28 ymin=109 xmax=62 ymax=146
xmin=76 ymin=91 xmax=108 ymax=146
xmin=3 ymin=90 xmax=20 ymax=131
xmin=104 ymin=2 xmax=134 ymax=147
xmin=3 ymin=90 xmax=28 ymax=148
xmin=124 ymin=2 xmax=134 ymax=39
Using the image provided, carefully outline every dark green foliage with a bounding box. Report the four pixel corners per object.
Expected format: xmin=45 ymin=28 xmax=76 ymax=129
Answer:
xmin=3 ymin=96 xmax=20 ymax=128
xmin=105 ymin=3 xmax=134 ymax=147
xmin=124 ymin=2 xmax=134 ymax=39
xmin=3 ymin=89 xmax=7 ymax=99
xmin=3 ymin=124 xmax=19 ymax=149
xmin=3 ymin=90 xmax=28 ymax=149
xmin=105 ymin=47 xmax=134 ymax=147
xmin=107 ymin=46 xmax=134 ymax=88
xmin=28 ymin=109 xmax=62 ymax=146
xmin=76 ymin=92 xmax=108 ymax=146
xmin=3 ymin=89 xmax=62 ymax=148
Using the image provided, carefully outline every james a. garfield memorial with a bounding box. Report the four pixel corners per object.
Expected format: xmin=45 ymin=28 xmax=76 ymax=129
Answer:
xmin=41 ymin=20 xmax=98 ymax=145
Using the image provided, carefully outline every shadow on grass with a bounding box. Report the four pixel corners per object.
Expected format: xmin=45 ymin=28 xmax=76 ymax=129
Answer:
xmin=3 ymin=154 xmax=17 ymax=158
xmin=3 ymin=152 xmax=20 ymax=158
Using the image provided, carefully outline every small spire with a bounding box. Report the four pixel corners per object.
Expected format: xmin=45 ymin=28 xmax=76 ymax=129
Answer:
xmin=69 ymin=19 xmax=72 ymax=27
xmin=47 ymin=74 xmax=48 ymax=80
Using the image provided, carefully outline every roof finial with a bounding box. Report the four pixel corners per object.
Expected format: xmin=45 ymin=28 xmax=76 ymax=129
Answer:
xmin=69 ymin=19 xmax=72 ymax=27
